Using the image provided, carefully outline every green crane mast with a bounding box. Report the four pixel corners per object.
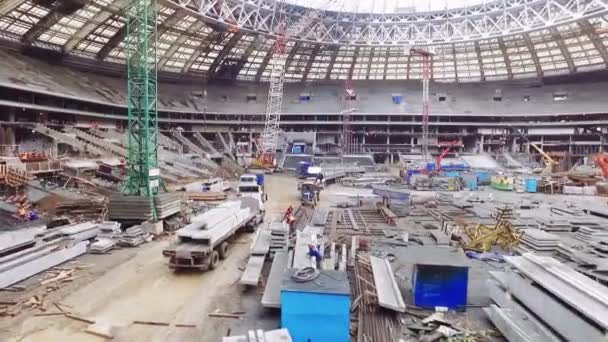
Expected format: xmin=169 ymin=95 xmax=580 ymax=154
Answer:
xmin=122 ymin=0 xmax=161 ymax=216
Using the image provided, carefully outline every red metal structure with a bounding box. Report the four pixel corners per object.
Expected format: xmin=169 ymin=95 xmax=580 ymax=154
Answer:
xmin=595 ymin=154 xmax=608 ymax=179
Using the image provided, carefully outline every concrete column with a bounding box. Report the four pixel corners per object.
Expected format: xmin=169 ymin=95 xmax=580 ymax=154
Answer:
xmin=511 ymin=137 xmax=518 ymax=153
xmin=362 ymin=134 xmax=366 ymax=145
xmin=479 ymin=135 xmax=485 ymax=153
xmin=8 ymin=108 xmax=15 ymax=122
xmin=410 ymin=136 xmax=414 ymax=146
xmin=386 ymin=135 xmax=390 ymax=153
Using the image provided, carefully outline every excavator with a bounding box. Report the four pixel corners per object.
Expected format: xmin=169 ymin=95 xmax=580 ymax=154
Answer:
xmin=529 ymin=143 xmax=559 ymax=174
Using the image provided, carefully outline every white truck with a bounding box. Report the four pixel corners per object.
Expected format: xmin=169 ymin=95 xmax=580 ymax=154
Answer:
xmin=162 ymin=196 xmax=265 ymax=270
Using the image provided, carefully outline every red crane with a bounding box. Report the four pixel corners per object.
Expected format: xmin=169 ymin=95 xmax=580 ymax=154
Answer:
xmin=595 ymin=154 xmax=608 ymax=179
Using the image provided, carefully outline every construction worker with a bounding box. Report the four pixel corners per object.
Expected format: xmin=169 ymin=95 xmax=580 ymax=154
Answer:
xmin=308 ymin=244 xmax=323 ymax=265
xmin=284 ymin=206 xmax=295 ymax=230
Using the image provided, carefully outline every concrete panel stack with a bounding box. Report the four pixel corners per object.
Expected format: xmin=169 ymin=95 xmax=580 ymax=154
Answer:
xmin=97 ymin=221 xmax=122 ymax=239
xmin=60 ymin=222 xmax=99 ymax=243
xmin=118 ymin=226 xmax=146 ymax=247
xmin=90 ymin=239 xmax=115 ymax=254
xmin=222 ymin=328 xmax=292 ymax=342
xmin=536 ymin=218 xmax=572 ymax=232
xmin=269 ymin=222 xmax=289 ymax=253
xmin=517 ymin=229 xmax=560 ymax=254
xmin=485 ymin=253 xmax=608 ymax=342
xmin=573 ymin=225 xmax=608 ymax=243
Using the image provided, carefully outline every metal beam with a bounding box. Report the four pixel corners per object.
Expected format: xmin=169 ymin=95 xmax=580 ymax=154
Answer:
xmin=165 ymin=0 xmax=608 ymax=46
xmin=0 ymin=0 xmax=23 ymax=16
xmin=579 ymin=20 xmax=608 ymax=67
xmin=283 ymin=41 xmax=301 ymax=77
xmin=348 ymin=46 xmax=360 ymax=80
xmin=21 ymin=11 xmax=66 ymax=45
xmin=367 ymin=47 xmax=375 ymax=80
xmin=97 ymin=25 xmax=126 ymax=60
xmin=158 ymin=20 xmax=206 ymax=69
xmin=474 ymin=41 xmax=486 ymax=81
xmin=324 ymin=46 xmax=339 ymax=80
xmin=452 ymin=44 xmax=459 ymax=83
xmin=229 ymin=33 xmax=261 ymax=76
xmin=255 ymin=46 xmax=273 ymax=81
xmin=550 ymin=27 xmax=576 ymax=73
xmin=302 ymin=45 xmax=320 ymax=82
xmin=181 ymin=30 xmax=223 ymax=73
xmin=208 ymin=31 xmax=244 ymax=78
xmin=523 ymin=33 xmax=543 ymax=77
xmin=63 ymin=0 xmax=128 ymax=53
xmin=497 ymin=37 xmax=513 ymax=80
xmin=97 ymin=9 xmax=185 ymax=61
xmin=382 ymin=48 xmax=390 ymax=80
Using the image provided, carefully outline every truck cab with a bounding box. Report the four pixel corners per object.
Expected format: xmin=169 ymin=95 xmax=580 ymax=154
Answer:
xmin=238 ymin=173 xmax=267 ymax=213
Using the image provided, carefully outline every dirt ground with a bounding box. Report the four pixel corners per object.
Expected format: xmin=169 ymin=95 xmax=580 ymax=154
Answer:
xmin=1 ymin=174 xmax=298 ymax=342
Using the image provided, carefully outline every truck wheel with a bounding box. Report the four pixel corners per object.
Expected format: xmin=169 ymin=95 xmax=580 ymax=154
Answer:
xmin=209 ymin=250 xmax=220 ymax=270
xmin=218 ymin=242 xmax=229 ymax=260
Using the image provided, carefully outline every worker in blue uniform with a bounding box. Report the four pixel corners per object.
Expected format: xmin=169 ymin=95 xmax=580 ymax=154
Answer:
xmin=308 ymin=244 xmax=323 ymax=267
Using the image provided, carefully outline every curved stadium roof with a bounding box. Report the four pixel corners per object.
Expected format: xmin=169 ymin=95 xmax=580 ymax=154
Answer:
xmin=0 ymin=0 xmax=607 ymax=82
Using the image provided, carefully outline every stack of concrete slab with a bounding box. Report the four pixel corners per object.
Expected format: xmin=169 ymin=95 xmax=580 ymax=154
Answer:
xmin=118 ymin=226 xmax=146 ymax=247
xmin=517 ymin=229 xmax=560 ymax=254
xmin=240 ymin=229 xmax=271 ymax=286
xmin=90 ymin=238 xmax=115 ymax=254
xmin=573 ymin=226 xmax=608 ymax=243
xmin=536 ymin=218 xmax=572 ymax=232
xmin=0 ymin=226 xmax=46 ymax=255
xmin=222 ymin=328 xmax=292 ymax=342
xmin=60 ymin=222 xmax=99 ymax=242
xmin=269 ymin=222 xmax=289 ymax=253
xmin=292 ymin=226 xmax=324 ymax=269
xmin=0 ymin=241 xmax=88 ymax=288
xmin=97 ymin=221 xmax=122 ymax=239
xmin=177 ymin=200 xmax=253 ymax=246
xmin=108 ymin=193 xmax=181 ymax=221
xmin=485 ymin=253 xmax=608 ymax=342
xmin=261 ymin=251 xmax=289 ymax=308
xmin=370 ymin=255 xmax=406 ymax=313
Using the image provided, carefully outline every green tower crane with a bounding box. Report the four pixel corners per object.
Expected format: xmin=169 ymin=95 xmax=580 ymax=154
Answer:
xmin=122 ymin=0 xmax=162 ymax=217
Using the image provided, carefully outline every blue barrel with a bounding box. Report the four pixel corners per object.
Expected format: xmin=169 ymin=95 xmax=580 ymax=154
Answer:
xmin=476 ymin=171 xmax=491 ymax=185
xmin=525 ymin=178 xmax=537 ymax=193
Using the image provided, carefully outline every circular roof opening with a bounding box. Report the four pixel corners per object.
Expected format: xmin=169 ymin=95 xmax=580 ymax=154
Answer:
xmin=284 ymin=0 xmax=490 ymax=13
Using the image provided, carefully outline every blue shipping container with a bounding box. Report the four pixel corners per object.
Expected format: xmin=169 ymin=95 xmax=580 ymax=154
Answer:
xmin=526 ymin=178 xmax=538 ymax=193
xmin=413 ymin=264 xmax=468 ymax=310
xmin=281 ymin=271 xmax=350 ymax=342
xmin=444 ymin=171 xmax=460 ymax=178
xmin=463 ymin=174 xmax=478 ymax=190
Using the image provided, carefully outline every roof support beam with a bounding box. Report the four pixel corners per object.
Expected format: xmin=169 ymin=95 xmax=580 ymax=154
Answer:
xmin=283 ymin=42 xmax=301 ymax=77
xmin=324 ymin=46 xmax=340 ymax=80
xmin=63 ymin=0 xmax=127 ymax=53
xmin=474 ymin=41 xmax=486 ymax=81
xmin=182 ymin=30 xmax=224 ymax=73
xmin=348 ymin=46 xmax=360 ymax=80
xmin=97 ymin=25 xmax=126 ymax=60
xmin=97 ymin=9 xmax=186 ymax=61
xmin=0 ymin=0 xmax=23 ymax=16
xmin=255 ymin=45 xmax=273 ymax=81
xmin=21 ymin=11 xmax=65 ymax=45
xmin=382 ymin=48 xmax=390 ymax=80
xmin=550 ymin=27 xmax=576 ymax=73
xmin=366 ymin=47 xmax=375 ymax=80
xmin=158 ymin=21 xmax=206 ymax=69
xmin=406 ymin=52 xmax=411 ymax=80
xmin=302 ymin=45 xmax=320 ymax=82
xmin=523 ymin=33 xmax=543 ymax=77
xmin=452 ymin=44 xmax=459 ymax=83
xmin=497 ymin=38 xmax=513 ymax=80
xmin=230 ymin=34 xmax=261 ymax=76
xmin=208 ymin=31 xmax=244 ymax=78
xmin=579 ymin=20 xmax=608 ymax=67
